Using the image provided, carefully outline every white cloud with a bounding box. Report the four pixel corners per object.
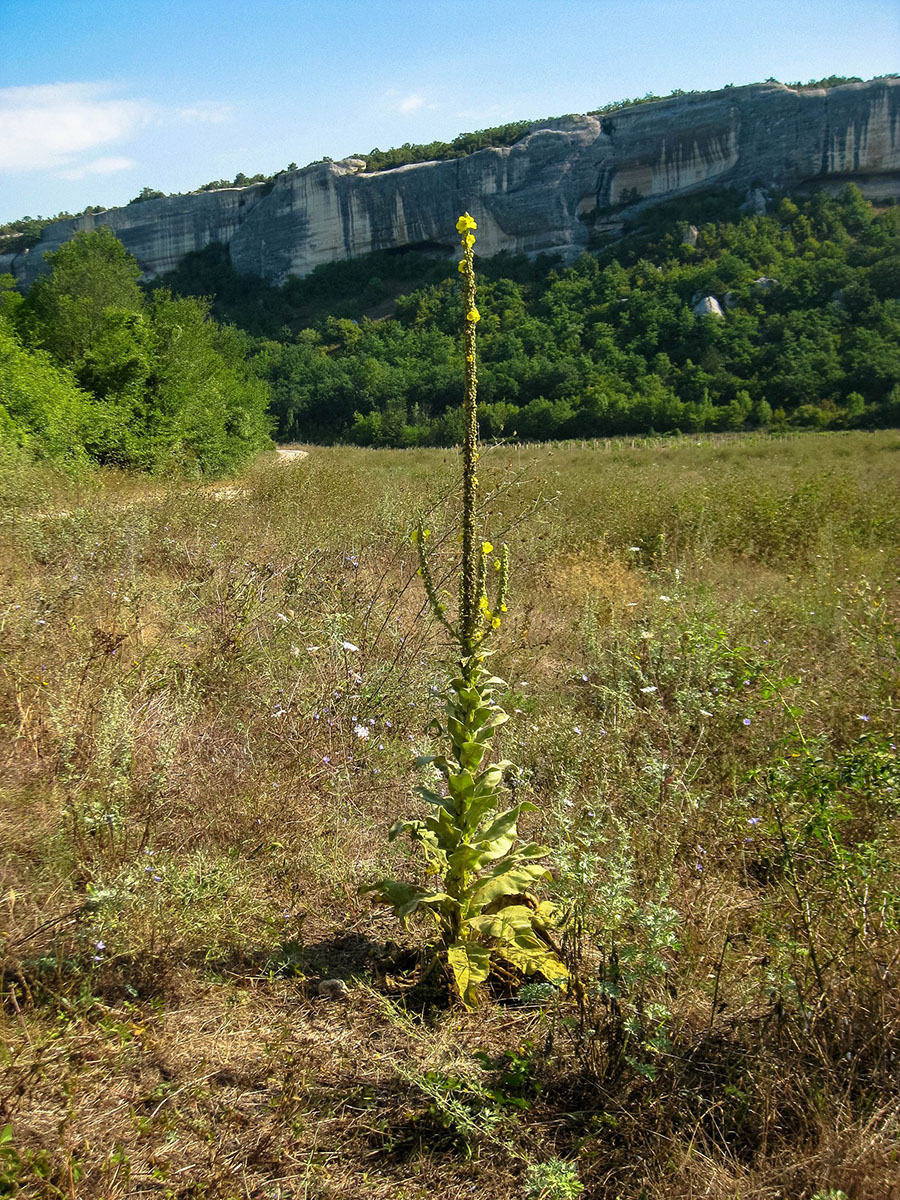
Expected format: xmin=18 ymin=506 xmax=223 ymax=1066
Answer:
xmin=57 ymin=155 xmax=137 ymax=180
xmin=176 ymin=101 xmax=232 ymax=125
xmin=0 ymin=83 xmax=150 ymax=171
xmin=397 ymin=93 xmax=426 ymax=114
xmin=0 ymin=82 xmax=233 ymax=175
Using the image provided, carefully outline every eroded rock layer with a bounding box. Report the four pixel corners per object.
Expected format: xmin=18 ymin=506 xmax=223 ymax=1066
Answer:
xmin=6 ymin=78 xmax=899 ymax=287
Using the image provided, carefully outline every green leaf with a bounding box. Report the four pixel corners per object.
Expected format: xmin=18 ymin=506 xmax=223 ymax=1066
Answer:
xmin=363 ymin=879 xmax=456 ymax=927
xmin=424 ymin=806 xmax=462 ymax=850
xmin=468 ymin=860 xmax=551 ymax=909
xmin=447 ymin=771 xmax=475 ymax=801
xmin=460 ymin=743 xmax=487 ymax=771
xmin=475 ymin=763 xmax=508 ymax=791
xmin=416 ymin=785 xmax=456 ymax=813
xmin=501 ymin=940 xmax=569 ymax=983
xmin=447 ymin=941 xmax=492 ymax=1008
xmin=403 ymin=891 xmax=456 ymax=919
xmin=467 ymin=904 xmax=537 ymax=940
xmin=467 ymin=791 xmax=501 ymax=829
xmin=362 ymin=877 xmax=425 ymax=909
xmin=473 ymin=806 xmax=521 ymax=852
xmin=389 ymin=817 xmax=427 ymax=842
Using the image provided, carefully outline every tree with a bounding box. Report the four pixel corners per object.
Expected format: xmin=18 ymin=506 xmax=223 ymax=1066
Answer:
xmin=20 ymin=227 xmax=143 ymax=364
xmin=0 ymin=317 xmax=90 ymax=461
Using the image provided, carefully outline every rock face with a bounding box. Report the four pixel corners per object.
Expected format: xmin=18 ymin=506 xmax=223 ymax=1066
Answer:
xmin=693 ymin=295 xmax=726 ymax=318
xmin=6 ymin=78 xmax=899 ymax=288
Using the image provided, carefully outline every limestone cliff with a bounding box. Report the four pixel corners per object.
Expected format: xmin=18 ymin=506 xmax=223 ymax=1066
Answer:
xmin=5 ymin=77 xmax=899 ymax=288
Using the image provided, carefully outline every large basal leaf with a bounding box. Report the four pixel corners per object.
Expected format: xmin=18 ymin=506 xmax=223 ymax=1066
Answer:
xmin=501 ymin=939 xmax=569 ymax=983
xmin=468 ymin=860 xmax=551 ymax=909
xmin=396 ymin=889 xmax=457 ymax=921
xmin=447 ymin=941 xmax=492 ymax=1008
xmin=467 ymin=904 xmax=537 ymax=940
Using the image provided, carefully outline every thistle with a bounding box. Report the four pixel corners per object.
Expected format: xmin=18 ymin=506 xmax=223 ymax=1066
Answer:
xmin=365 ymin=214 xmax=567 ymax=1007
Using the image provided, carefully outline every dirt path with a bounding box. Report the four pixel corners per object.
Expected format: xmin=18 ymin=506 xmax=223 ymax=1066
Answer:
xmin=275 ymin=445 xmax=309 ymax=461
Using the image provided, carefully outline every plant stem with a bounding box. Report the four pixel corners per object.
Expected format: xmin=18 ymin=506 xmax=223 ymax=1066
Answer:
xmin=459 ymin=218 xmax=479 ymax=655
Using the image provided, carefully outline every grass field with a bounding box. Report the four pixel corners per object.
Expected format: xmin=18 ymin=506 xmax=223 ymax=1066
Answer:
xmin=1 ymin=430 xmax=899 ymax=1199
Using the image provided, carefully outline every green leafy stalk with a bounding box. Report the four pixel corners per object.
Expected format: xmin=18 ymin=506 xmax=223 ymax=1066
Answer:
xmin=364 ymin=214 xmax=566 ymax=1007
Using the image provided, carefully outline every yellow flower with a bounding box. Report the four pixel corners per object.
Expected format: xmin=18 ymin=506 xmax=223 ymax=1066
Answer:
xmin=410 ymin=530 xmax=419 ymax=543
xmin=458 ymin=260 xmax=466 ymax=273
xmin=491 ymin=616 xmax=501 ymax=629
xmin=456 ymin=213 xmax=477 ymax=233
xmin=500 ymin=604 xmax=507 ymax=613
xmin=482 ymin=541 xmax=493 ymax=554
xmin=466 ymin=354 xmax=474 ymax=362
xmin=464 ymin=232 xmax=475 ymax=248
xmin=466 ymin=308 xmax=480 ymax=323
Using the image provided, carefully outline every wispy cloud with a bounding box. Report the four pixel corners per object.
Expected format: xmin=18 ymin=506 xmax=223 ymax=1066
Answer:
xmin=0 ymin=83 xmax=150 ymax=172
xmin=176 ymin=101 xmax=232 ymax=125
xmin=396 ymin=93 xmax=426 ymax=114
xmin=0 ymin=82 xmax=232 ymax=175
xmin=57 ymin=155 xmax=137 ymax=180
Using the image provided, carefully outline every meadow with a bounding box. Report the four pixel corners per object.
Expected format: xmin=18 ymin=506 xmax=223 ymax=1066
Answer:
xmin=1 ymin=429 xmax=898 ymax=1199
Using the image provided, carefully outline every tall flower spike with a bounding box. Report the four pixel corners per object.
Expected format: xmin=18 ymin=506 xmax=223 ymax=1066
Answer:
xmin=458 ymin=212 xmax=480 ymax=656
xmin=363 ymin=215 xmax=565 ymax=1010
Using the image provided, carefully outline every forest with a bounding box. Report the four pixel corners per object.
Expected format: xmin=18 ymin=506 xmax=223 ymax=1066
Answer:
xmin=0 ymin=228 xmax=271 ymax=474
xmin=168 ymin=184 xmax=900 ymax=448
xmin=1 ymin=183 xmax=899 ymax=473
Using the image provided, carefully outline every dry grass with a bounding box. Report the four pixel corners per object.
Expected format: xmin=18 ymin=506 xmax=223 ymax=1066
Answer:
xmin=1 ymin=431 xmax=899 ymax=1198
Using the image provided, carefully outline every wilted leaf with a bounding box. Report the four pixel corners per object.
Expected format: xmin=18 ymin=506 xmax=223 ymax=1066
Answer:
xmin=447 ymin=941 xmax=492 ymax=1008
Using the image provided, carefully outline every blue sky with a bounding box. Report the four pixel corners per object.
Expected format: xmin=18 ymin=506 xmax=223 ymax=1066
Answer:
xmin=1 ymin=0 xmax=897 ymax=224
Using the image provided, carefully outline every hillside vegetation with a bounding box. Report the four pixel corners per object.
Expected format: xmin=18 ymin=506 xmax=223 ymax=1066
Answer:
xmin=0 ymin=228 xmax=271 ymax=475
xmin=157 ymin=185 xmax=900 ymax=445
xmin=2 ymin=185 xmax=899 ymax=468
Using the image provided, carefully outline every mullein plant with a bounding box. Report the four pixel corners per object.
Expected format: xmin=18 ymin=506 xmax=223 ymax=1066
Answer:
xmin=365 ymin=214 xmax=567 ymax=1007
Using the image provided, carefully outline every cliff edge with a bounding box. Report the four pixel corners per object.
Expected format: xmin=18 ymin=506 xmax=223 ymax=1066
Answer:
xmin=4 ymin=78 xmax=899 ymax=288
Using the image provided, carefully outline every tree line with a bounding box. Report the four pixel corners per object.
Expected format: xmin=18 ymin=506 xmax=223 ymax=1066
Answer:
xmin=0 ymin=228 xmax=271 ymax=474
xmin=241 ymin=185 xmax=899 ymax=445
xmin=2 ymin=183 xmax=898 ymax=469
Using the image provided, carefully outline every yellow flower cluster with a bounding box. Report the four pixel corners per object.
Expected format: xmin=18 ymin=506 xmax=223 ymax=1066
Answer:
xmin=456 ymin=214 xmax=477 ymax=233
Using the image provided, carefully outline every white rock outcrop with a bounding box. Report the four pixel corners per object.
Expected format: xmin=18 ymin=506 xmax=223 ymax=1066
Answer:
xmin=693 ymin=295 xmax=725 ymax=318
xmin=8 ymin=77 xmax=900 ymax=288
